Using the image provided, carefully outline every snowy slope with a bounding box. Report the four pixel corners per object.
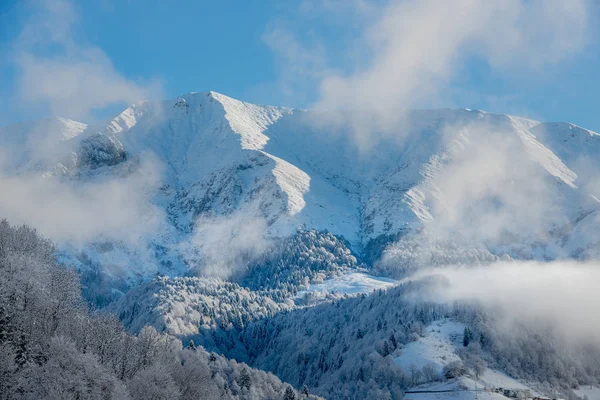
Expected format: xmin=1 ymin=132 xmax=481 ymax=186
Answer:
xmin=394 ymin=319 xmax=465 ymax=375
xmin=1 ymin=91 xmax=600 ymax=281
xmin=396 ymin=319 xmax=540 ymax=400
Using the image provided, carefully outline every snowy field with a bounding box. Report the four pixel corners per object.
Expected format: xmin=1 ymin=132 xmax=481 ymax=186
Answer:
xmin=574 ymin=386 xmax=600 ymax=400
xmin=394 ymin=319 xmax=465 ymax=375
xmin=395 ymin=319 xmax=538 ymax=400
xmin=295 ymin=272 xmax=398 ymax=299
xmin=403 ymin=382 xmax=511 ymax=400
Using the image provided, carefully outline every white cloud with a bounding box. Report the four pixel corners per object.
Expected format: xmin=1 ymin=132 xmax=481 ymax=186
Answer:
xmin=420 ymin=122 xmax=571 ymax=243
xmin=13 ymin=0 xmax=160 ymax=121
xmin=183 ymin=212 xmax=272 ymax=279
xmin=0 ymin=154 xmax=166 ymax=247
xmin=409 ymin=261 xmax=600 ymax=346
xmin=268 ymin=0 xmax=593 ymax=148
xmin=262 ymin=26 xmax=328 ymax=103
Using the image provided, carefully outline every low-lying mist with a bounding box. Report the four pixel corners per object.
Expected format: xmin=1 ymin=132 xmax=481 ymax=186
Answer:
xmin=407 ymin=261 xmax=600 ymax=347
xmin=0 ymin=155 xmax=166 ymax=247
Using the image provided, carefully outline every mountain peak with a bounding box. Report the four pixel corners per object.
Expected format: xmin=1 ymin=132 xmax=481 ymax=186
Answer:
xmin=0 ymin=116 xmax=88 ymax=144
xmin=173 ymin=90 xmax=233 ymax=103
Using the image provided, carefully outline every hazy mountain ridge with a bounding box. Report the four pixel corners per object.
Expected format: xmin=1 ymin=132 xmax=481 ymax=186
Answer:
xmin=2 ymin=91 xmax=598 ymax=283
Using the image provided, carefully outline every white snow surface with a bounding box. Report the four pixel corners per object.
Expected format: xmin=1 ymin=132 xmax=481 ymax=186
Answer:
xmin=395 ymin=319 xmax=465 ymax=375
xmin=574 ymin=386 xmax=600 ymax=400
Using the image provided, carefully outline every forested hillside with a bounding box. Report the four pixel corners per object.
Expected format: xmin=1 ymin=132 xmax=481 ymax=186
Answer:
xmin=190 ymin=281 xmax=600 ymax=400
xmin=0 ymin=220 xmax=319 ymax=400
xmin=2 ymin=216 xmax=600 ymax=400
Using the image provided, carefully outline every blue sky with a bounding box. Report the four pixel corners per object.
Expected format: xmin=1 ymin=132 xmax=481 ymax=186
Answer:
xmin=1 ymin=0 xmax=599 ymax=132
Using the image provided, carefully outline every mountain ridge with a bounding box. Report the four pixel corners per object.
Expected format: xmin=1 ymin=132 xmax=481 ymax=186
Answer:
xmin=1 ymin=91 xmax=600 ymax=282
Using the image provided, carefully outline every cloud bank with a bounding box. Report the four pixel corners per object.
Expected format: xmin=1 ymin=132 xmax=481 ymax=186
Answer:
xmin=268 ymin=0 xmax=592 ymax=147
xmin=0 ymin=154 xmax=165 ymax=247
xmin=409 ymin=261 xmax=600 ymax=346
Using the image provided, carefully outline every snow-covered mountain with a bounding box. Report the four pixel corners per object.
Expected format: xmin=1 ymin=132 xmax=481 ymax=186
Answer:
xmin=3 ymin=92 xmax=600 ymax=400
xmin=2 ymin=91 xmax=600 ymax=281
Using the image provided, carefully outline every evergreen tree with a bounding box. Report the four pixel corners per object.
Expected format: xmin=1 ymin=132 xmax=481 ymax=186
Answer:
xmin=283 ymin=385 xmax=296 ymax=400
xmin=237 ymin=367 xmax=252 ymax=390
xmin=389 ymin=333 xmax=398 ymax=350
xmin=302 ymin=385 xmax=310 ymax=396
xmin=463 ymin=327 xmax=473 ymax=347
xmin=381 ymin=340 xmax=391 ymax=357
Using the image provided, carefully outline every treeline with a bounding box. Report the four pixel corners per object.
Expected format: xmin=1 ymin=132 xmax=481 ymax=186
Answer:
xmin=0 ymin=220 xmax=319 ymax=400
xmin=110 ymin=230 xmax=367 ymax=340
xmin=198 ymin=281 xmax=452 ymax=399
xmin=113 ymin=276 xmax=294 ymax=337
xmin=237 ymin=230 xmax=364 ymax=295
xmin=374 ymin=232 xmax=501 ymax=278
xmin=183 ymin=276 xmax=600 ymax=400
xmin=115 ymin=274 xmax=455 ymax=398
